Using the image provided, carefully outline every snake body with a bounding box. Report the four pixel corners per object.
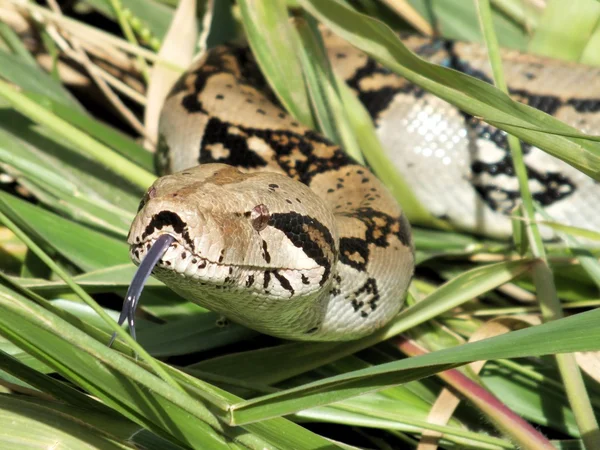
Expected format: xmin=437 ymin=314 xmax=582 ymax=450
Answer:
xmin=342 ymin=33 xmax=600 ymax=238
xmin=127 ymin=32 xmax=599 ymax=341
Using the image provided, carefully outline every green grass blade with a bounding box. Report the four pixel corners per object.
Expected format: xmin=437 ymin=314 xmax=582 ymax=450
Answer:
xmin=191 ymin=259 xmax=532 ymax=386
xmin=229 ymin=307 xmax=600 ymax=424
xmin=237 ymin=0 xmax=315 ymax=128
xmin=27 ymin=92 xmax=154 ymax=172
xmin=0 ymin=81 xmax=155 ymax=189
xmin=0 ymin=192 xmax=129 ymax=271
xmin=0 ymin=395 xmax=137 ymax=450
xmin=298 ymin=0 xmax=600 ymax=180
xmin=0 ymin=48 xmax=83 ymax=110
xmin=528 ymin=0 xmax=600 ymax=61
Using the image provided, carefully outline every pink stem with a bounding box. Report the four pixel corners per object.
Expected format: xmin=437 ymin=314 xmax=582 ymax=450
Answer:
xmin=394 ymin=337 xmax=555 ymax=450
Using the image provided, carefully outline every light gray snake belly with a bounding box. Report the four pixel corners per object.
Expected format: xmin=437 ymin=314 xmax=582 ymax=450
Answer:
xmin=126 ymin=33 xmax=600 ymax=341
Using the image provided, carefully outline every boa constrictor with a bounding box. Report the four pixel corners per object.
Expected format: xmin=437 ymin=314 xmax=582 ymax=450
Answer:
xmin=125 ymin=32 xmax=600 ymax=342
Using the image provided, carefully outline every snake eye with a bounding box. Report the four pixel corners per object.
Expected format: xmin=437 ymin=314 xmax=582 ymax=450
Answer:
xmin=249 ymin=204 xmax=270 ymax=231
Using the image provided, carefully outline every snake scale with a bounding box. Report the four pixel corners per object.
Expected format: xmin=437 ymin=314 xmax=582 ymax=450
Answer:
xmin=124 ymin=31 xmax=600 ymax=342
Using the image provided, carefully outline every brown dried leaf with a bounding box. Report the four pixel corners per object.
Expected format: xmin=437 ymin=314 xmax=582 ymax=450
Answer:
xmin=144 ymin=0 xmax=208 ymax=150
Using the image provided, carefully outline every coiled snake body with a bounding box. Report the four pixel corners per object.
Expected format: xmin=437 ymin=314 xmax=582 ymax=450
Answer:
xmin=126 ymin=32 xmax=600 ymax=341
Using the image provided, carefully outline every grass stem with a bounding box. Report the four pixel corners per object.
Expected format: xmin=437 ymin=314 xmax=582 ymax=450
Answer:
xmin=476 ymin=1 xmax=600 ymax=447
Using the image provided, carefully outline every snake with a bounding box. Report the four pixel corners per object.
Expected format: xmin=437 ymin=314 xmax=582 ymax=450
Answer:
xmin=121 ymin=31 xmax=600 ymax=342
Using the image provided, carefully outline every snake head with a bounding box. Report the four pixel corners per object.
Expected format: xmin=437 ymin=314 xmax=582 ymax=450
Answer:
xmin=128 ymin=164 xmax=339 ymax=317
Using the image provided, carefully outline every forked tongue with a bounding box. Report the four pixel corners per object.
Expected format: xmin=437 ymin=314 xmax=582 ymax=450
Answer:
xmin=108 ymin=234 xmax=175 ymax=347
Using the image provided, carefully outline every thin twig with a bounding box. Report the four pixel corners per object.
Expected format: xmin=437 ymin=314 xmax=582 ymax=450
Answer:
xmin=59 ymin=45 xmax=146 ymax=105
xmin=44 ymin=0 xmax=149 ymax=136
xmin=1 ymin=0 xmax=158 ymax=62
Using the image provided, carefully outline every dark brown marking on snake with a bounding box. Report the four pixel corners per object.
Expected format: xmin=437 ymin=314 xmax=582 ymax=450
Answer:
xmin=198 ymin=260 xmax=206 ymax=269
xmin=567 ymin=98 xmax=600 ymax=113
xmin=218 ymin=249 xmax=225 ymax=263
xmin=257 ymin=109 xmax=266 ymax=115
xmin=268 ymin=212 xmax=335 ymax=285
xmin=359 ymin=278 xmax=380 ymax=311
xmin=261 ymin=240 xmax=271 ymax=263
xmin=346 ymin=57 xmax=423 ymax=119
xmin=301 ymin=274 xmax=309 ymax=285
xmin=199 ymin=117 xmax=354 ymax=184
xmin=246 ymin=274 xmax=255 ymax=287
xmin=339 ymin=208 xmax=411 ymax=271
xmin=330 ymin=273 xmax=341 ymax=296
xmin=182 ymin=46 xmax=352 ymax=182
xmin=340 ymin=237 xmax=369 ymax=271
xmin=199 ymin=117 xmax=268 ymax=169
xmin=351 ymin=299 xmax=364 ymax=312
xmin=471 ymin=151 xmax=576 ymax=213
xmin=273 ymin=270 xmax=294 ymax=295
xmin=181 ymin=252 xmax=187 ymax=259
xmin=142 ymin=211 xmax=194 ymax=250
xmin=216 ymin=94 xmax=224 ymax=100
xmin=263 ymin=271 xmax=271 ymax=289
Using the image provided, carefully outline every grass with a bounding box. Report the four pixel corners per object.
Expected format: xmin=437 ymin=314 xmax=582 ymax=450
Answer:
xmin=0 ymin=0 xmax=599 ymax=448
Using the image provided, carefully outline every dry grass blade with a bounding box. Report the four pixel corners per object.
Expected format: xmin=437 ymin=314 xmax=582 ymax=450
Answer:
xmin=144 ymin=0 xmax=201 ymax=150
xmin=44 ymin=0 xmax=147 ymax=136
xmin=381 ymin=0 xmax=434 ymax=36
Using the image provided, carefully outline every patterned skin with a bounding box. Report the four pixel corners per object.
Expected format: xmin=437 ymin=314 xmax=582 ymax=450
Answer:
xmin=128 ymin=32 xmax=599 ymax=341
xmin=324 ymin=31 xmax=600 ymax=238
xmin=129 ymin=45 xmax=414 ymax=341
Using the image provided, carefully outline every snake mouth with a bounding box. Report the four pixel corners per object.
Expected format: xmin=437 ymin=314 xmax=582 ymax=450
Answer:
xmin=129 ymin=233 xmax=215 ymax=275
xmin=115 ymin=233 xmax=217 ymax=345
